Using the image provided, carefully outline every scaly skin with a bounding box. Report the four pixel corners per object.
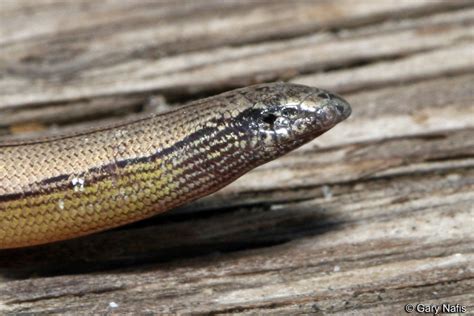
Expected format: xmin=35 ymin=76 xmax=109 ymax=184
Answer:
xmin=0 ymin=83 xmax=351 ymax=249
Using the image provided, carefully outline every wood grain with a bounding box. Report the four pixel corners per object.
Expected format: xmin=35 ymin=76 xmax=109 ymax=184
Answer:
xmin=0 ymin=0 xmax=473 ymax=315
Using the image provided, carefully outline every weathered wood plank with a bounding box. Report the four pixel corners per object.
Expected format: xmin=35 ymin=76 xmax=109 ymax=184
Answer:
xmin=1 ymin=5 xmax=472 ymax=132
xmin=293 ymin=43 xmax=474 ymax=94
xmin=3 ymin=0 xmax=470 ymax=54
xmin=1 ymin=163 xmax=472 ymax=313
xmin=1 ymin=1 xmax=472 ymax=109
xmin=296 ymin=73 xmax=474 ymax=148
xmin=4 ymin=0 xmax=440 ymax=46
xmin=1 ymin=1 xmax=473 ymax=315
xmin=4 ymin=72 xmax=473 ymax=142
xmin=2 ymin=65 xmax=473 ymax=280
xmin=0 ymin=94 xmax=147 ymax=127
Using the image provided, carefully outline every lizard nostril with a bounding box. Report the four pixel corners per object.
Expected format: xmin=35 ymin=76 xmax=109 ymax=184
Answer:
xmin=318 ymin=92 xmax=331 ymax=100
xmin=336 ymin=104 xmax=345 ymax=114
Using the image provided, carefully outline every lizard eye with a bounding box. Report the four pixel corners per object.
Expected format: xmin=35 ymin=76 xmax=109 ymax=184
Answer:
xmin=281 ymin=109 xmax=290 ymax=116
xmin=262 ymin=113 xmax=278 ymax=127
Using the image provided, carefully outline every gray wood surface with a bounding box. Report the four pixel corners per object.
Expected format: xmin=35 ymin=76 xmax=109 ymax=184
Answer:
xmin=0 ymin=0 xmax=473 ymax=315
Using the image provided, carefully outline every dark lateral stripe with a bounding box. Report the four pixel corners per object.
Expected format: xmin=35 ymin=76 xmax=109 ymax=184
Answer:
xmin=39 ymin=174 xmax=70 ymax=186
xmin=0 ymin=121 xmax=230 ymax=204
